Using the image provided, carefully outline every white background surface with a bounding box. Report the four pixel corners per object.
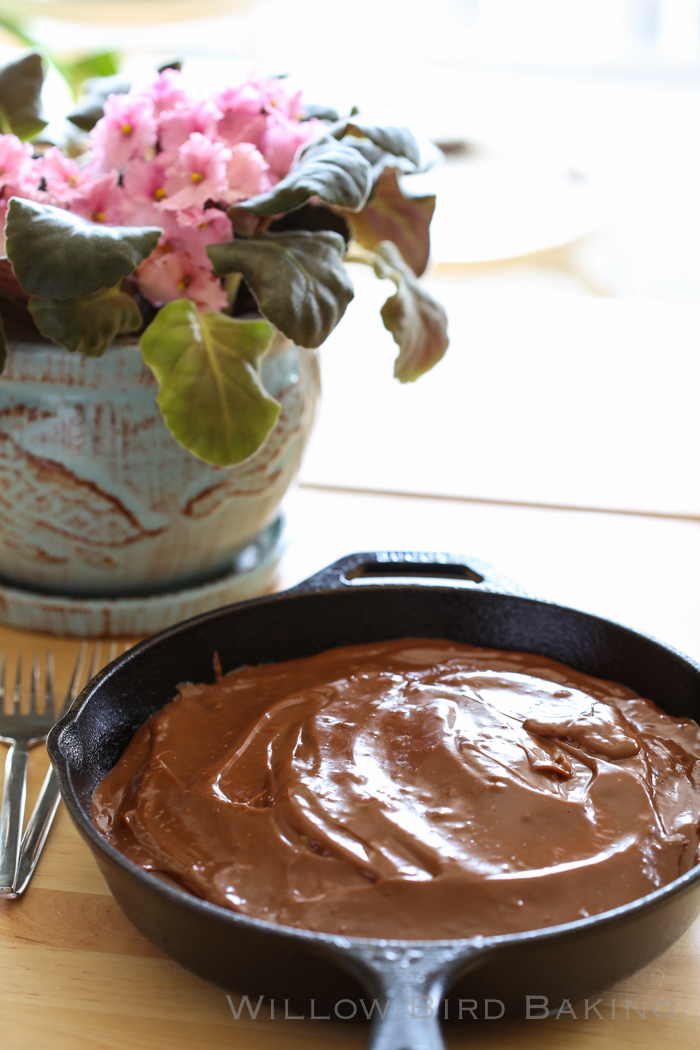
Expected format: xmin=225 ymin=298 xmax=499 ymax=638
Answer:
xmin=301 ymin=267 xmax=700 ymax=515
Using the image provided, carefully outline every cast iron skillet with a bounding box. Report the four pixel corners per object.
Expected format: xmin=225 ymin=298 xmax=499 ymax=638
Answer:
xmin=48 ymin=551 xmax=700 ymax=1050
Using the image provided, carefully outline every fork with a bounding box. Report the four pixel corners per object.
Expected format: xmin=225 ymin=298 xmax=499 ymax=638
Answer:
xmin=0 ymin=643 xmax=127 ymax=898
xmin=12 ymin=644 xmax=101 ymax=898
xmin=0 ymin=651 xmax=60 ymax=895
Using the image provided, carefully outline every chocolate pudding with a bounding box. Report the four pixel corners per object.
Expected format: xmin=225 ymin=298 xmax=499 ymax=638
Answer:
xmin=92 ymin=640 xmax=700 ymax=939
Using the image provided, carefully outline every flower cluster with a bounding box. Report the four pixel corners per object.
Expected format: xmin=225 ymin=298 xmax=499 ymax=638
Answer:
xmin=0 ymin=69 xmax=323 ymax=309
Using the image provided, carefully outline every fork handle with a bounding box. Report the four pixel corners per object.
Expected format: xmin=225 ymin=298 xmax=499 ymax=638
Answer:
xmin=14 ymin=765 xmax=61 ymax=897
xmin=0 ymin=740 xmax=29 ymax=895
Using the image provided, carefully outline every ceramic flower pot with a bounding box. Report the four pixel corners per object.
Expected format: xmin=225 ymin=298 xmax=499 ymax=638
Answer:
xmin=0 ymin=332 xmax=319 ymax=600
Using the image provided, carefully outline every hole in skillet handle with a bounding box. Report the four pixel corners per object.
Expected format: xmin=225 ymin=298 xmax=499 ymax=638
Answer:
xmin=286 ymin=551 xmax=529 ymax=596
xmin=345 ymin=558 xmax=483 ymax=585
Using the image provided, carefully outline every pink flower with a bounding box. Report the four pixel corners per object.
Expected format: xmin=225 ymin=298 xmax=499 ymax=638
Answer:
xmin=158 ymin=99 xmax=222 ymax=152
xmin=135 ymin=246 xmax=228 ymax=311
xmin=0 ymin=145 xmax=43 ymax=252
xmin=167 ymin=206 xmax=232 ymax=266
xmin=215 ymin=82 xmax=265 ymax=145
xmin=70 ymin=170 xmax=124 ymax=225
xmin=215 ymin=78 xmax=304 ymax=143
xmin=261 ymin=79 xmax=303 ymax=121
xmin=225 ymin=114 xmax=268 ymax=153
xmin=1 ymin=167 xmax=45 ymax=205
xmin=221 ymin=142 xmax=270 ymax=203
xmin=215 ymin=77 xmax=307 ymax=151
xmin=121 ymin=154 xmax=173 ymax=225
xmin=162 ymin=133 xmax=230 ymax=210
xmin=40 ymin=147 xmax=86 ymax=204
xmin=0 ymin=134 xmax=34 ymax=194
xmin=146 ymin=68 xmax=187 ymax=117
xmin=90 ymin=93 xmax=157 ymax=171
xmin=262 ymin=113 xmax=324 ymax=179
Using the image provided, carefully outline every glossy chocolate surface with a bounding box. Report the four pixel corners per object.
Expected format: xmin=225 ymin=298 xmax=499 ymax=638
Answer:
xmin=92 ymin=639 xmax=700 ymax=939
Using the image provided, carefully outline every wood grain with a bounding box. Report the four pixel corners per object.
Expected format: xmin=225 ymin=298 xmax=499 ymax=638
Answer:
xmin=1 ymin=487 xmax=700 ymax=1048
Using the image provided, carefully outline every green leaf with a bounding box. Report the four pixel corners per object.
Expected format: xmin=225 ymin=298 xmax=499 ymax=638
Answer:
xmin=301 ymin=103 xmax=339 ymax=122
xmin=66 ymin=73 xmax=130 ymax=131
xmin=226 ymin=206 xmax=260 ymax=238
xmin=0 ymin=256 xmax=41 ymax=340
xmin=0 ymin=312 xmax=6 ymax=375
xmin=346 ymin=168 xmax=435 ymax=277
xmin=340 ymin=122 xmax=422 ymax=171
xmin=239 ymin=136 xmax=371 ymax=216
xmin=140 ymin=299 xmax=279 ymax=466
xmin=207 ymin=230 xmax=353 ymax=349
xmin=58 ymin=52 xmax=121 ymax=102
xmin=28 ymin=285 xmax=142 ymax=357
xmin=372 ymin=241 xmax=448 ymax=382
xmin=268 ymin=201 xmax=350 ymax=244
xmin=0 ymin=51 xmax=46 ymax=140
xmin=6 ymin=198 xmax=161 ymax=299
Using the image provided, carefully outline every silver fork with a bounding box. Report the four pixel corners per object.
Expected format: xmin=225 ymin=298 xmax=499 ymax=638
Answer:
xmin=0 ymin=643 xmax=125 ymax=898
xmin=13 ymin=643 xmax=101 ymax=897
xmin=0 ymin=651 xmax=60 ymax=895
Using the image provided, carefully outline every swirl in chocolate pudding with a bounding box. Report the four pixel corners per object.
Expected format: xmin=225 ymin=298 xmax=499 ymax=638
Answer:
xmin=92 ymin=640 xmax=700 ymax=939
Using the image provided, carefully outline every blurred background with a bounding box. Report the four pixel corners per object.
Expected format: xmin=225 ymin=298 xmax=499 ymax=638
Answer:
xmin=2 ymin=0 xmax=699 ymax=520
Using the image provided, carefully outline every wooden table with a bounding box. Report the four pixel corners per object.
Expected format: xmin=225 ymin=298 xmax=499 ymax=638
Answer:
xmin=1 ymin=483 xmax=699 ymax=1049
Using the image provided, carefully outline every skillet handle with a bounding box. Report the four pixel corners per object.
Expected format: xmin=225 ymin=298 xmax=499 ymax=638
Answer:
xmin=343 ymin=943 xmax=490 ymax=1050
xmin=288 ymin=551 xmax=528 ymax=597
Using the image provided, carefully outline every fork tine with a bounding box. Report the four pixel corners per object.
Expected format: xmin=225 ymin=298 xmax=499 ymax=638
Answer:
xmin=28 ymin=653 xmax=39 ymax=715
xmin=58 ymin=642 xmax=86 ymax=718
xmin=87 ymin=643 xmax=100 ymax=683
xmin=12 ymin=654 xmax=22 ymax=716
xmin=44 ymin=652 xmax=56 ymax=721
xmin=13 ymin=643 xmax=90 ymax=898
xmin=0 ymin=653 xmax=6 ymax=713
xmin=13 ymin=640 xmax=135 ymax=898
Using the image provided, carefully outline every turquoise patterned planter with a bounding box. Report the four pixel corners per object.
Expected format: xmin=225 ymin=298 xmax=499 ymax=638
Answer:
xmin=0 ymin=333 xmax=319 ymax=604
